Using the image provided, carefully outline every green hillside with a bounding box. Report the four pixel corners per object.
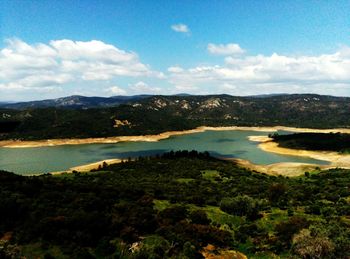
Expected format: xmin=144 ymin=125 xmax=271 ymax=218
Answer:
xmin=1 ymin=151 xmax=350 ymax=258
xmin=272 ymin=132 xmax=350 ymax=153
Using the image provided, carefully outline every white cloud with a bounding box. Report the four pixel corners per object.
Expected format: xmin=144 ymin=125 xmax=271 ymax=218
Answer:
xmin=105 ymin=86 xmax=127 ymax=95
xmin=208 ymin=43 xmax=245 ymax=56
xmin=167 ymin=66 xmax=184 ymax=73
xmin=130 ymin=81 xmax=162 ymax=94
xmin=171 ymin=23 xmax=190 ymax=34
xmin=50 ymin=39 xmax=136 ymax=62
xmin=0 ymin=38 xmax=161 ymax=95
xmin=168 ymin=46 xmax=350 ymax=95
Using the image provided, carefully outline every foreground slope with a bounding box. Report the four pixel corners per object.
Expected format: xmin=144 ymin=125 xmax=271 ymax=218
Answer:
xmin=1 ymin=151 xmax=350 ymax=258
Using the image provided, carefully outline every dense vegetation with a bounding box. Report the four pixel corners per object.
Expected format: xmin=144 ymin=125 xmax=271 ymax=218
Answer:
xmin=1 ymin=151 xmax=350 ymax=258
xmin=271 ymin=132 xmax=350 ymax=153
xmin=1 ymin=94 xmax=350 ymax=140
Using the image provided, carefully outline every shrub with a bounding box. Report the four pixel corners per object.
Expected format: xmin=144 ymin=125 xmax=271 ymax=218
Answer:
xmin=292 ymin=228 xmax=334 ymax=258
xmin=220 ymin=195 xmax=261 ymax=220
xmin=189 ymin=210 xmax=211 ymax=225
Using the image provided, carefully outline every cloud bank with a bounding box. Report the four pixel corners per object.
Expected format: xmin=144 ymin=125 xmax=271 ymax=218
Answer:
xmin=1 ymin=39 xmax=350 ymax=100
xmin=0 ymin=39 xmax=161 ymax=98
xmin=168 ymin=44 xmax=350 ymax=96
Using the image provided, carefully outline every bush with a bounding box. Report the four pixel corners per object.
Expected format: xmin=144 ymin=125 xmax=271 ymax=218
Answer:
xmin=275 ymin=216 xmax=309 ymax=248
xmin=189 ymin=210 xmax=211 ymax=225
xmin=138 ymin=235 xmax=170 ymax=259
xmin=268 ymin=183 xmax=288 ymax=205
xmin=158 ymin=205 xmax=188 ymax=224
xmin=320 ymin=206 xmax=337 ymax=218
xmin=220 ymin=195 xmax=261 ymax=220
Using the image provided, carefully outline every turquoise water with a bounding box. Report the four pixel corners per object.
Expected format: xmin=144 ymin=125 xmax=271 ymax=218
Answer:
xmin=0 ymin=130 xmax=328 ymax=175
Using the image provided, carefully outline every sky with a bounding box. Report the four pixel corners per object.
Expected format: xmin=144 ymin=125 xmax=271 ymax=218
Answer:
xmin=1 ymin=0 xmax=350 ymax=101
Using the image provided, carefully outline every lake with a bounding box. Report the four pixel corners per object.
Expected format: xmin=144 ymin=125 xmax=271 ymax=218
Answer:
xmin=0 ymin=130 xmax=328 ymax=175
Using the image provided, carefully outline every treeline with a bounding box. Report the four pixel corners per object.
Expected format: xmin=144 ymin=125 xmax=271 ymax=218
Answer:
xmin=0 ymin=121 xmax=21 ymax=133
xmin=1 ymin=94 xmax=350 ymax=140
xmin=0 ymin=151 xmax=350 ymax=258
xmin=271 ymin=132 xmax=350 ymax=153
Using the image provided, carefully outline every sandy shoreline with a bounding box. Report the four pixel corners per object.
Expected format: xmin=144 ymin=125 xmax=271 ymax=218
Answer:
xmin=3 ymin=125 xmax=350 ymax=176
xmin=1 ymin=125 xmax=350 ymax=148
xmin=50 ymin=155 xmax=338 ymax=177
xmin=245 ymin=135 xmax=350 ymax=176
xmin=250 ymin=135 xmax=350 ymax=166
xmin=51 ymin=137 xmax=350 ymax=177
xmin=50 ymin=158 xmax=123 ymax=175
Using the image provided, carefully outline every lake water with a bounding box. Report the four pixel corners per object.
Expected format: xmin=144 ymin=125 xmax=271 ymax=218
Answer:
xmin=0 ymin=130 xmax=328 ymax=175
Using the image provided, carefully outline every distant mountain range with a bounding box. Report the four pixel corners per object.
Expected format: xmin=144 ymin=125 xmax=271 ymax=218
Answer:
xmin=248 ymin=93 xmax=290 ymax=98
xmin=0 ymin=95 xmax=152 ymax=109
xmin=1 ymin=93 xmax=350 ymax=140
xmin=0 ymin=93 xmax=293 ymax=109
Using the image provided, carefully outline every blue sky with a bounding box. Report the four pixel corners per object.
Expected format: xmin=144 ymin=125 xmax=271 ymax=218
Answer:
xmin=1 ymin=0 xmax=350 ymax=101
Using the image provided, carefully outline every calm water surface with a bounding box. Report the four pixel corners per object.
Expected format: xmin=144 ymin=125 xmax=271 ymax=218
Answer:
xmin=0 ymin=130 xmax=328 ymax=175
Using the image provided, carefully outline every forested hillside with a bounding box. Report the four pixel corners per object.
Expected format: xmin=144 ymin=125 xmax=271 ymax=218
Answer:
xmin=1 ymin=94 xmax=350 ymax=140
xmin=0 ymin=152 xmax=350 ymax=258
xmin=271 ymin=132 xmax=350 ymax=153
